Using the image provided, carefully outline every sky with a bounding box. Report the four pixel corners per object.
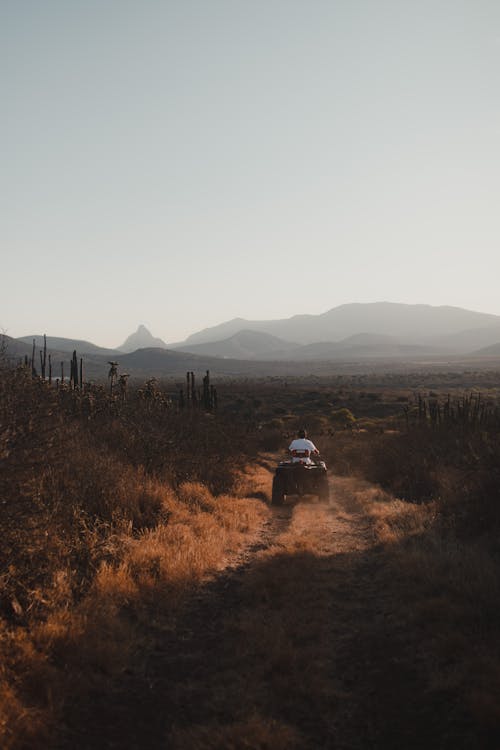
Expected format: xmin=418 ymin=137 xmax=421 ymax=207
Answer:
xmin=2 ymin=0 xmax=499 ymax=347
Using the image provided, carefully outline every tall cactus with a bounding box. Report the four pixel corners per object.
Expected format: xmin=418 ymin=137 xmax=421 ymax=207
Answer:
xmin=31 ymin=339 xmax=36 ymax=378
xmin=108 ymin=361 xmax=118 ymax=395
xmin=41 ymin=334 xmax=47 ymax=380
xmin=70 ymin=350 xmax=79 ymax=389
xmin=186 ymin=371 xmax=196 ymax=404
xmin=203 ymin=370 xmax=210 ymax=410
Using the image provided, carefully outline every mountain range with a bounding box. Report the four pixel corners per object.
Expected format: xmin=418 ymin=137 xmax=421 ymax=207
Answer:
xmin=178 ymin=303 xmax=500 ymax=349
xmin=5 ymin=303 xmax=500 ymax=378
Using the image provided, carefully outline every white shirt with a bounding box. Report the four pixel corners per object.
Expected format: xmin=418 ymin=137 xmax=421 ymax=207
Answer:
xmin=288 ymin=437 xmax=318 ymax=463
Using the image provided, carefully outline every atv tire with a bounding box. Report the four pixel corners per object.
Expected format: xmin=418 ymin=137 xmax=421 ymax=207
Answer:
xmin=271 ymin=475 xmax=286 ymax=506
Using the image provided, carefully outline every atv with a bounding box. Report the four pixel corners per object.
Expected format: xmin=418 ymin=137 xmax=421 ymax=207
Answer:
xmin=271 ymin=449 xmax=329 ymax=505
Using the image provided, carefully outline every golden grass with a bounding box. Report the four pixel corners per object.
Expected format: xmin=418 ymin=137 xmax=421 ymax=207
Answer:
xmin=0 ymin=462 xmax=268 ymax=749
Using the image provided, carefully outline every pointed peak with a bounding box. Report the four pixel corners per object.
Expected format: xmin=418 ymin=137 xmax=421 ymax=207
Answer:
xmin=118 ymin=325 xmax=167 ymax=353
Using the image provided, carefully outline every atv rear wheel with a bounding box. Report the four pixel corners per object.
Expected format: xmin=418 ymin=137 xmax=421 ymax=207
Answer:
xmin=271 ymin=475 xmax=286 ymax=505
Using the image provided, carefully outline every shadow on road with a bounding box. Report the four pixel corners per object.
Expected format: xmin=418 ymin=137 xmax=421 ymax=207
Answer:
xmin=56 ymin=504 xmax=496 ymax=750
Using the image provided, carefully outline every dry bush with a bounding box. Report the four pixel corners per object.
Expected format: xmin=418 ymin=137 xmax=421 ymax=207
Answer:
xmin=1 ymin=477 xmax=267 ymax=748
xmin=0 ymin=368 xmax=268 ymax=749
xmin=90 ymin=397 xmax=244 ymax=494
xmin=335 ymin=416 xmax=500 ymax=538
xmin=352 ymin=480 xmax=500 ymax=738
xmin=319 ymin=431 xmax=373 ymax=477
xmin=258 ymin=426 xmax=285 ymax=451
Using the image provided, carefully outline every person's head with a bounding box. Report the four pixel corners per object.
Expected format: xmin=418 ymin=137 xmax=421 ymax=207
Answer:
xmin=298 ymin=428 xmax=307 ymax=439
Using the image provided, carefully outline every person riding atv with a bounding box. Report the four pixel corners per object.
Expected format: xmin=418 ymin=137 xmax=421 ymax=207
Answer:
xmin=288 ymin=428 xmax=319 ymax=464
xmin=272 ymin=429 xmax=329 ymax=505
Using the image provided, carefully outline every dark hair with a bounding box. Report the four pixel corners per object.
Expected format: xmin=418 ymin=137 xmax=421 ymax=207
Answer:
xmin=298 ymin=429 xmax=307 ymax=439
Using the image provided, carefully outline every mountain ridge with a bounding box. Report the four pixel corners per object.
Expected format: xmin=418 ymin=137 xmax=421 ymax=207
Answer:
xmin=176 ymin=330 xmax=448 ymax=361
xmin=173 ymin=329 xmax=299 ymax=359
xmin=18 ymin=335 xmax=119 ymax=357
xmin=182 ymin=302 xmax=500 ymax=347
xmin=7 ymin=303 xmax=500 ymax=377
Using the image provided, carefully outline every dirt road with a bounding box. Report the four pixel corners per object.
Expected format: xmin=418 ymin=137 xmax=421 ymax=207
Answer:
xmin=57 ymin=463 xmax=479 ymax=749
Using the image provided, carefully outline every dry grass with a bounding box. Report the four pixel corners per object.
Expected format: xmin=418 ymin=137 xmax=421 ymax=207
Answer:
xmin=0 ymin=472 xmax=268 ymax=749
xmin=346 ymin=479 xmax=500 ymax=739
xmin=4 ymin=368 xmax=500 ymax=747
xmin=0 ymin=369 xmax=269 ymax=749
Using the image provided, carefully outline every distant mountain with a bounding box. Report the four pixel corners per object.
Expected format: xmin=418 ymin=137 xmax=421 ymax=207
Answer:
xmin=174 ymin=330 xmax=299 ymax=359
xmin=428 ymin=325 xmax=500 ymax=354
xmin=3 ymin=335 xmax=104 ymax=376
xmin=182 ymin=314 xmax=317 ymax=346
xmin=280 ymin=333 xmax=444 ymax=361
xmin=18 ymin=335 xmax=119 ymax=357
xmin=470 ymin=342 xmax=500 ymax=356
xmin=118 ymin=325 xmax=168 ymax=353
xmin=6 ymin=303 xmax=500 ymax=382
xmin=2 ymin=334 xmax=33 ymax=359
xmin=173 ymin=331 xmax=445 ymax=362
xmin=182 ymin=303 xmax=500 ymax=347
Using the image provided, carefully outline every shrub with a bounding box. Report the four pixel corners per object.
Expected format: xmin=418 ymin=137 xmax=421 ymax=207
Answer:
xmin=330 ymin=408 xmax=356 ymax=427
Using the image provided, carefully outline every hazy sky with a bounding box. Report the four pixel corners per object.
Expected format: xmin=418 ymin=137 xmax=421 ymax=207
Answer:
xmin=2 ymin=0 xmax=499 ymax=347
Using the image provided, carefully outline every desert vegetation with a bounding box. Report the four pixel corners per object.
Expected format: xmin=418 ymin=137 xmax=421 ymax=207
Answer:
xmin=2 ymin=348 xmax=500 ymax=748
xmin=0 ymin=360 xmax=264 ymax=748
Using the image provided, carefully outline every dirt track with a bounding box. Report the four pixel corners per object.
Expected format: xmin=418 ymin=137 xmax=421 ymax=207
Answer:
xmin=57 ymin=463 xmax=481 ymax=749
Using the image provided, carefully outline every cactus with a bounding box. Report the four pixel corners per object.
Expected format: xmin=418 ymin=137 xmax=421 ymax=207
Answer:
xmin=184 ymin=370 xmax=218 ymax=411
xmin=108 ymin=362 xmax=119 ymax=395
xmin=203 ymin=370 xmax=210 ymax=410
xmin=70 ymin=350 xmax=79 ymax=390
xmin=186 ymin=371 xmax=197 ymax=405
xmin=118 ymin=373 xmax=129 ymax=400
xmin=40 ymin=334 xmax=47 ymax=380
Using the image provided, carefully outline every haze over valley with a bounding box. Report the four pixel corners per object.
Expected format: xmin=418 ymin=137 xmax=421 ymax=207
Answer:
xmin=7 ymin=302 xmax=500 ymax=379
